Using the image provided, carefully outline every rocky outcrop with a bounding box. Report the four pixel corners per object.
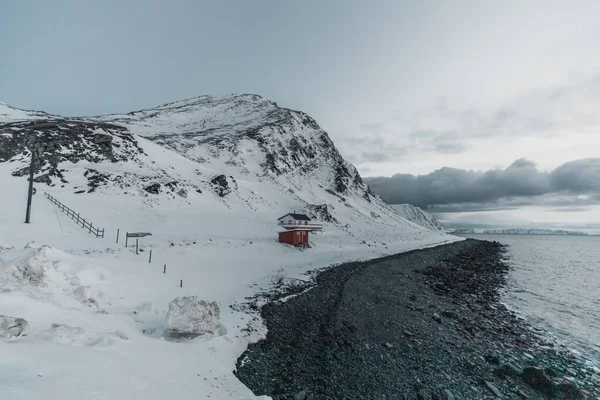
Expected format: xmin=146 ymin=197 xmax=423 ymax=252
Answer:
xmin=210 ymin=175 xmax=231 ymax=197
xmin=303 ymin=204 xmax=337 ymax=223
xmin=0 ymin=119 xmax=142 ymax=185
xmin=144 ymin=183 xmax=161 ymax=194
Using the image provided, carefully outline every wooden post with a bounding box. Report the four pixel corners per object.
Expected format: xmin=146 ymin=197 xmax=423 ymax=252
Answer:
xmin=116 ymin=228 xmax=120 ymax=244
xmin=125 ymin=234 xmax=128 ymax=248
xmin=180 ymin=279 xmax=182 ymax=288
xmin=24 ymin=149 xmax=36 ymax=224
xmin=136 ymin=239 xmax=139 ymax=255
xmin=89 ymin=223 xmax=93 ymax=234
xmin=164 ymin=264 xmax=166 ymax=273
xmin=149 ymin=250 xmax=152 ymax=263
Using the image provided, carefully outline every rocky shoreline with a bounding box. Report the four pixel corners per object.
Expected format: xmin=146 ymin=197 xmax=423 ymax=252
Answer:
xmin=235 ymin=239 xmax=600 ymax=399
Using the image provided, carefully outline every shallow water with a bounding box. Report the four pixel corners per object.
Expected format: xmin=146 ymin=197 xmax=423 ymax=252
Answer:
xmin=463 ymin=234 xmax=600 ymax=364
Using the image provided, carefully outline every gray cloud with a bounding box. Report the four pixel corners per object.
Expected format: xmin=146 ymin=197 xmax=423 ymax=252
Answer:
xmin=342 ymin=136 xmax=408 ymax=164
xmin=359 ymin=123 xmax=384 ymax=131
xmin=365 ymin=158 xmax=600 ymax=211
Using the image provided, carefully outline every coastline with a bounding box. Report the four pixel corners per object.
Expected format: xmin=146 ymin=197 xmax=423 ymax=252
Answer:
xmin=235 ymin=239 xmax=599 ymax=399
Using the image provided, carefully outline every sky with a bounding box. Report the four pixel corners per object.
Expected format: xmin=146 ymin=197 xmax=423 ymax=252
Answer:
xmin=2 ymin=1 xmax=600 ymax=228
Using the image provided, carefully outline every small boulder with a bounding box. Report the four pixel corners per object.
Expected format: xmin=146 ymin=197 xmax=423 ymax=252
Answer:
xmin=144 ymin=183 xmax=161 ymax=194
xmin=210 ymin=175 xmax=231 ymax=197
xmin=484 ymin=381 xmax=502 ymax=397
xmin=521 ymin=367 xmax=554 ymax=396
xmin=432 ymin=313 xmax=442 ymax=323
xmin=485 ymin=353 xmax=501 ymax=365
xmin=294 ymin=390 xmax=307 ymax=400
xmin=33 ymin=174 xmax=52 ymax=184
xmin=0 ymin=315 xmax=29 ymax=338
xmin=441 ymin=389 xmax=455 ymax=400
xmin=165 ymin=296 xmax=220 ymax=340
xmin=556 ymin=382 xmax=585 ymax=399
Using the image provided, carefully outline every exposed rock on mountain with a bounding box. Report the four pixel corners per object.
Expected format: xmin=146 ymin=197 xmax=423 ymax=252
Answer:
xmin=391 ymin=204 xmax=445 ymax=232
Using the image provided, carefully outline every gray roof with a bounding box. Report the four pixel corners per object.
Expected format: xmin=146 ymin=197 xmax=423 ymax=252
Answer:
xmin=278 ymin=213 xmax=311 ymax=221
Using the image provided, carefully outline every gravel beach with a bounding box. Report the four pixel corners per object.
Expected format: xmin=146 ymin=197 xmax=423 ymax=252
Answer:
xmin=235 ymin=239 xmax=600 ymax=399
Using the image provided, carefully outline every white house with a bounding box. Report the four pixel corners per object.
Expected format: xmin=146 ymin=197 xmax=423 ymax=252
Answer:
xmin=277 ymin=213 xmax=323 ymax=231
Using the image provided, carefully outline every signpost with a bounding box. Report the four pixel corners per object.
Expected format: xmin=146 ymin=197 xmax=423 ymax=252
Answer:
xmin=125 ymin=232 xmax=152 ymax=248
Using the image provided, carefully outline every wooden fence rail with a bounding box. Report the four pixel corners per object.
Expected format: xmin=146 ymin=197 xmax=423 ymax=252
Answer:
xmin=44 ymin=192 xmax=105 ymax=238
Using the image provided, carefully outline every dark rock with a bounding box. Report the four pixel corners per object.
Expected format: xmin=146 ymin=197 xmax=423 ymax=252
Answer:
xmin=210 ymin=174 xmax=231 ymax=197
xmin=432 ymin=313 xmax=442 ymax=323
xmin=556 ymin=382 xmax=586 ymax=399
xmin=409 ymin=294 xmax=417 ymax=301
xmin=304 ymin=204 xmax=337 ymax=223
xmin=144 ymin=183 xmax=161 ymax=194
xmin=33 ymin=173 xmax=51 ymax=184
xmin=485 ymin=353 xmax=501 ymax=365
xmin=441 ymin=310 xmax=458 ymax=319
xmin=521 ymin=367 xmax=555 ymax=396
xmin=11 ymin=166 xmax=30 ymax=177
xmin=484 ymin=381 xmax=502 ymax=397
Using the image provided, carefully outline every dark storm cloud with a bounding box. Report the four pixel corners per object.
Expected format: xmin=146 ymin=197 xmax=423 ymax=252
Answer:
xmin=550 ymin=158 xmax=600 ymax=192
xmin=364 ymin=158 xmax=600 ymax=210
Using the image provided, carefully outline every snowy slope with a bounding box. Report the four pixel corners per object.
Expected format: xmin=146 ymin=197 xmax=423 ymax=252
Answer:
xmin=0 ymin=96 xmax=457 ymax=400
xmin=391 ymin=204 xmax=446 ymax=232
xmin=0 ymin=102 xmax=60 ymax=123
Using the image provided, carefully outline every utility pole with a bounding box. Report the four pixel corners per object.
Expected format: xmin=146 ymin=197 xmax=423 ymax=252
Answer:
xmin=24 ymin=148 xmax=36 ymax=224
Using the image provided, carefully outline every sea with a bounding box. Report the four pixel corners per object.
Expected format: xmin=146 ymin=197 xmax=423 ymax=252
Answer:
xmin=463 ymin=234 xmax=600 ymax=367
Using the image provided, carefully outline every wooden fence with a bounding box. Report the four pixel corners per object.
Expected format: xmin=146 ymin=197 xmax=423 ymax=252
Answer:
xmin=44 ymin=192 xmax=105 ymax=238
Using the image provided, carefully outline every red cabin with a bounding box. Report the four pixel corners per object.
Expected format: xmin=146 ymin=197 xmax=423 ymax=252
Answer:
xmin=278 ymin=229 xmax=309 ymax=247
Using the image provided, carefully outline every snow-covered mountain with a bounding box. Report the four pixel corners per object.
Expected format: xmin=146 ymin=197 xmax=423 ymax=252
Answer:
xmin=390 ymin=203 xmax=445 ymax=232
xmin=1 ymin=94 xmax=430 ymax=237
xmin=0 ymin=95 xmax=455 ymax=399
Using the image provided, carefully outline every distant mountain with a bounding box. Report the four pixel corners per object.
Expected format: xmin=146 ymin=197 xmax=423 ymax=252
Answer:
xmin=449 ymin=228 xmax=476 ymax=234
xmin=482 ymin=228 xmax=589 ymax=236
xmin=391 ymin=204 xmax=445 ymax=232
xmin=450 ymin=228 xmax=589 ymax=236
